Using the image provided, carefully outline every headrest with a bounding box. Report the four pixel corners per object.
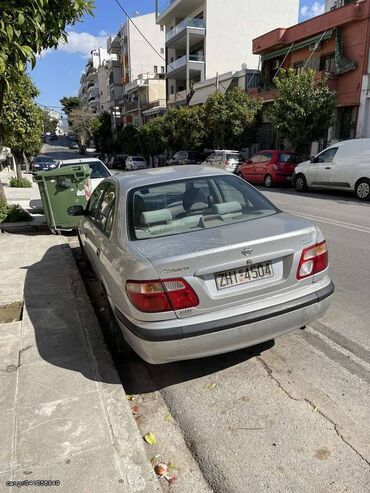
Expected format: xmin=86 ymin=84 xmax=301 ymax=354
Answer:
xmin=141 ymin=209 xmax=172 ymax=225
xmin=212 ymin=201 xmax=242 ymax=215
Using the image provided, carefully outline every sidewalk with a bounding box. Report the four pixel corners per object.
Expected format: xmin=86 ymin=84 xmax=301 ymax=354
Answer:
xmin=0 ymin=170 xmax=43 ymax=213
xmin=0 ymin=231 xmax=160 ymax=492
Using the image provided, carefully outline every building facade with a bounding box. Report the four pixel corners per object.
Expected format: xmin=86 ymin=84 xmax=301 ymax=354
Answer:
xmin=251 ymin=0 xmax=370 ymax=147
xmin=79 ymin=48 xmax=109 ymax=114
xmin=156 ymin=0 xmax=299 ymax=105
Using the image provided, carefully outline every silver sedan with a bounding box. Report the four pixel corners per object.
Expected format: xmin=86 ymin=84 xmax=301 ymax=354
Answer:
xmin=69 ymin=166 xmax=334 ymax=364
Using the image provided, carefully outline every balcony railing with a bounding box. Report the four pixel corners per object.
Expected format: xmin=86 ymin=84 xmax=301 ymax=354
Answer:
xmin=167 ymin=53 xmax=204 ymax=73
xmin=168 ymin=90 xmax=187 ymax=104
xmin=166 ymin=18 xmax=205 ymax=42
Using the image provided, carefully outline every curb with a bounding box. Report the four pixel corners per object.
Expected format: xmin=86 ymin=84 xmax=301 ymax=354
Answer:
xmin=61 ymin=243 xmax=161 ymax=492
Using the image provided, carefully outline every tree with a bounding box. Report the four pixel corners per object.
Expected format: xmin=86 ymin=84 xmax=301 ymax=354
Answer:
xmin=139 ymin=117 xmax=167 ymax=159
xmin=91 ymin=112 xmax=114 ymax=154
xmin=69 ymin=107 xmax=97 ymax=145
xmin=162 ymin=106 xmax=206 ymax=152
xmin=0 ymin=73 xmax=43 ymax=176
xmin=204 ymin=87 xmax=263 ymax=149
xmin=60 ymin=96 xmax=81 ymax=123
xmin=0 ymin=1 xmax=94 ymax=116
xmin=270 ymin=69 xmax=336 ymax=154
xmin=116 ymin=126 xmax=141 ymax=155
xmin=42 ymin=109 xmax=58 ymax=134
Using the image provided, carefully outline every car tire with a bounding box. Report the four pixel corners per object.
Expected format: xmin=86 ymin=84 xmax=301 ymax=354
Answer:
xmin=77 ymin=229 xmax=91 ymax=269
xmin=264 ymin=174 xmax=273 ymax=188
xmin=355 ymin=178 xmax=370 ymax=201
xmin=106 ymin=304 xmax=133 ymax=358
xmin=295 ymin=174 xmax=307 ymax=192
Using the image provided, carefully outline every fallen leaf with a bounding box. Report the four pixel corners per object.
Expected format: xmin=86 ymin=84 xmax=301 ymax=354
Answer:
xmin=208 ymin=382 xmax=218 ymax=390
xmin=126 ymin=395 xmax=134 ymax=401
xmin=313 ymin=406 xmax=318 ymax=413
xmin=150 ymin=455 xmax=160 ymax=464
xmin=132 ymin=405 xmax=140 ymax=415
xmin=167 ymin=462 xmax=176 ymax=472
xmin=165 ymin=413 xmax=172 ymax=422
xmin=144 ymin=432 xmax=157 ymax=445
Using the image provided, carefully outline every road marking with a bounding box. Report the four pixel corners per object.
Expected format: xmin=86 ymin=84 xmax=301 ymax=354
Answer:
xmin=284 ymin=209 xmax=370 ymax=234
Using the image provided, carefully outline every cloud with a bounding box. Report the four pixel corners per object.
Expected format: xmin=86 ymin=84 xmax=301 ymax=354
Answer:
xmin=300 ymin=1 xmax=325 ymax=19
xmin=40 ymin=30 xmax=110 ymax=58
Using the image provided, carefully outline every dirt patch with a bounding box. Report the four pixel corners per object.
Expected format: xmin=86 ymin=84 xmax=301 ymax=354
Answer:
xmin=0 ymin=301 xmax=23 ymax=324
xmin=314 ymin=447 xmax=331 ymax=461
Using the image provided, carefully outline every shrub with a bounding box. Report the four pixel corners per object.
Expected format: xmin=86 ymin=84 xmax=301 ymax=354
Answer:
xmin=9 ymin=176 xmax=32 ymax=188
xmin=0 ymin=199 xmax=32 ymax=223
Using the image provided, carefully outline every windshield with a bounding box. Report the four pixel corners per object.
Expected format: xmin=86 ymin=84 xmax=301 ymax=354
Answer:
xmin=226 ymin=153 xmax=243 ymax=162
xmin=129 ymin=175 xmax=279 ymax=240
xmin=60 ymin=161 xmax=110 ymax=179
xmin=36 ymin=156 xmax=53 ymax=163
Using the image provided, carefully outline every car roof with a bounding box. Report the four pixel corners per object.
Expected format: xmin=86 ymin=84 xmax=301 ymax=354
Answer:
xmin=110 ymin=166 xmax=229 ymax=193
xmin=58 ymin=158 xmax=102 ymax=164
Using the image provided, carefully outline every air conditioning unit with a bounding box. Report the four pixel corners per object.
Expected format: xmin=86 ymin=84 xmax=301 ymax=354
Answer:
xmin=272 ymin=60 xmax=280 ymax=70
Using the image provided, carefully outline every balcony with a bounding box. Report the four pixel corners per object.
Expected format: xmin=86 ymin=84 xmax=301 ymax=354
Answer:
xmin=141 ymin=99 xmax=167 ymax=111
xmin=167 ymin=53 xmax=204 ymax=77
xmin=166 ymin=17 xmax=205 ymax=46
xmin=157 ymin=0 xmax=204 ymax=24
xmin=168 ymin=90 xmax=187 ymax=105
xmin=125 ymin=100 xmax=139 ymax=112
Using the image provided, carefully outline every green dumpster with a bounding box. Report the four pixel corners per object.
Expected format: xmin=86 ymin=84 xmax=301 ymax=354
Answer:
xmin=34 ymin=164 xmax=92 ymax=234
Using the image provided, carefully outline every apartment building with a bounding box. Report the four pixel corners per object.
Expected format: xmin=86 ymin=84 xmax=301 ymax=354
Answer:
xmin=250 ymin=0 xmax=370 ymax=148
xmin=79 ymin=48 xmax=109 ymax=114
xmin=156 ymin=0 xmax=299 ymax=105
xmin=119 ymin=13 xmax=166 ymax=125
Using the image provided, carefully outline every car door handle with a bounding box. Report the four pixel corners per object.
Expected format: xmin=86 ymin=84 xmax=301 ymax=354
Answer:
xmin=325 ymin=167 xmax=331 ymax=170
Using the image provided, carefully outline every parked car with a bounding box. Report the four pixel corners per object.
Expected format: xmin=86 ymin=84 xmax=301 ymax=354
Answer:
xmin=126 ymin=156 xmax=148 ymax=171
xmin=69 ymin=141 xmax=79 ymax=150
xmin=57 ymin=158 xmax=111 ymax=191
xmin=68 ymin=166 xmax=334 ymax=364
xmin=294 ymin=139 xmax=370 ymax=201
xmin=202 ymin=150 xmax=243 ymax=173
xmin=31 ymin=155 xmax=56 ymax=173
xmin=111 ymin=154 xmax=129 ymax=170
xmin=238 ymin=150 xmax=300 ymax=188
xmin=166 ymin=151 xmax=205 ymax=166
xmin=49 ymin=134 xmax=58 ymax=141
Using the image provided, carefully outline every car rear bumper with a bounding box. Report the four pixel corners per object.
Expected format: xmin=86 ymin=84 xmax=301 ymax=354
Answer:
xmin=115 ymin=281 xmax=334 ymax=364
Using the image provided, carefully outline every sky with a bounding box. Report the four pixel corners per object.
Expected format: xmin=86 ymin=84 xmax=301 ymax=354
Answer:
xmin=30 ymin=0 xmax=325 ymax=113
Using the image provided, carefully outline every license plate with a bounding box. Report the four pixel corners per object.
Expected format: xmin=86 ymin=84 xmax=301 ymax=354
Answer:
xmin=215 ymin=261 xmax=274 ymax=290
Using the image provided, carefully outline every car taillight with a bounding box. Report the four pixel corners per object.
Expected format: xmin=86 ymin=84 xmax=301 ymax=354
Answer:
xmin=297 ymin=241 xmax=328 ymax=279
xmin=125 ymin=278 xmax=199 ymax=313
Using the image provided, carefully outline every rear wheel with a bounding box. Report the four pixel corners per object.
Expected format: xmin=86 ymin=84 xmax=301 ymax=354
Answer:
xmin=264 ymin=174 xmax=273 ymax=188
xmin=77 ymin=229 xmax=91 ymax=269
xmin=355 ymin=179 xmax=370 ymax=201
xmin=295 ymin=174 xmax=307 ymax=192
xmin=105 ymin=300 xmax=133 ymax=358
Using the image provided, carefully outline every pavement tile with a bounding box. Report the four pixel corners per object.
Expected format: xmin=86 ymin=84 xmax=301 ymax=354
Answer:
xmin=0 ymin=337 xmax=20 ymax=373
xmin=0 ymin=372 xmax=17 ymax=412
xmin=0 ymin=322 xmax=21 ymax=341
xmin=15 ymin=393 xmax=112 ymax=468
xmin=22 ymin=306 xmax=81 ymax=335
xmin=0 ymin=410 xmax=15 ymax=474
xmin=17 ymin=357 xmax=97 ymax=408
xmin=12 ymin=446 xmax=128 ymax=493
xmin=20 ymin=326 xmax=89 ymax=366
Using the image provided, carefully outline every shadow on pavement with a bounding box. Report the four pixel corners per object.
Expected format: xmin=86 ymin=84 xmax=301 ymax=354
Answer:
xmin=24 ymin=239 xmax=121 ymax=384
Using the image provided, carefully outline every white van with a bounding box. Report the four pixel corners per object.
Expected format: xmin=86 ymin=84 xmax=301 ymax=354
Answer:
xmin=294 ymin=139 xmax=370 ymax=201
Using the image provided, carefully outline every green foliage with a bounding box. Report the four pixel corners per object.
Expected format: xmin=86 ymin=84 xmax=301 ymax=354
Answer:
xmin=42 ymin=109 xmax=58 ymax=134
xmin=0 ymin=73 xmax=43 ymax=156
xmin=60 ymin=96 xmax=81 ymax=122
xmin=116 ymin=125 xmax=141 ymax=155
xmin=163 ymin=106 xmax=206 ymax=151
xmin=0 ymin=199 xmax=31 ymax=223
xmin=204 ymin=87 xmax=263 ymax=149
xmin=91 ymin=112 xmax=114 ymax=153
xmin=0 ymin=1 xmax=94 ymax=108
xmin=9 ymin=176 xmax=32 ymax=188
xmin=270 ymin=69 xmax=336 ymax=153
xmin=138 ymin=117 xmax=168 ymax=157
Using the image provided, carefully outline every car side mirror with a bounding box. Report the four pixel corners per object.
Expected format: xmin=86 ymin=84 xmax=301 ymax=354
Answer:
xmin=67 ymin=205 xmax=86 ymax=216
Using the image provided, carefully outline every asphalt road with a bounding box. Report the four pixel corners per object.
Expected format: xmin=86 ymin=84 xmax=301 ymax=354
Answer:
xmin=50 ymin=138 xmax=370 ymax=492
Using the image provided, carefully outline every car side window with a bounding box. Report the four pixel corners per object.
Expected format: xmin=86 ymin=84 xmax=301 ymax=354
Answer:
xmin=207 ymin=153 xmax=216 ymax=162
xmin=215 ymin=153 xmax=223 ymax=162
xmin=315 ymin=148 xmax=338 ymax=163
xmin=251 ymin=154 xmax=261 ymax=163
xmin=263 ymin=152 xmax=273 ymax=162
xmin=95 ymin=185 xmax=116 ymax=234
xmin=86 ymin=184 xmax=106 ymax=221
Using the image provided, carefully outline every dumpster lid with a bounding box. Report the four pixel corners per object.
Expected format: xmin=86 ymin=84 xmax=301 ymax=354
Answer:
xmin=33 ymin=164 xmax=92 ymax=180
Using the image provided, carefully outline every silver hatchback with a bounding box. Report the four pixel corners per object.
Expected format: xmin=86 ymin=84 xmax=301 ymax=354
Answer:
xmin=71 ymin=166 xmax=334 ymax=364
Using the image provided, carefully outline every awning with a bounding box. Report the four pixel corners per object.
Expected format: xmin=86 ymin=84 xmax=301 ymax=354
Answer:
xmin=261 ymin=29 xmax=334 ymax=62
xmin=189 ymin=72 xmax=233 ymax=106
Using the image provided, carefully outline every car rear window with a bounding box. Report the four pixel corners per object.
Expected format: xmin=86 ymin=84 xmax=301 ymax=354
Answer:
xmin=60 ymin=161 xmax=110 ymax=179
xmin=133 ymin=157 xmax=145 ymax=162
xmin=129 ymin=175 xmax=279 ymax=240
xmin=279 ymin=153 xmax=298 ymax=163
xmin=226 ymin=153 xmax=243 ymax=162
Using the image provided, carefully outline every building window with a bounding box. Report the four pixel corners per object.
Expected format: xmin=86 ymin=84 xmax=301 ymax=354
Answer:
xmin=170 ymin=85 xmax=174 ymax=95
xmin=160 ymin=47 xmax=164 ymax=54
xmin=320 ymin=53 xmax=335 ymax=73
xmin=161 ymin=66 xmax=165 ymax=74
xmin=154 ymin=65 xmax=158 ymax=74
xmin=160 ymin=25 xmax=164 ymax=31
xmin=294 ymin=61 xmax=304 ymax=75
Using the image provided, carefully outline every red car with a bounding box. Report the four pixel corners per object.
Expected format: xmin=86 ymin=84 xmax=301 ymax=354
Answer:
xmin=238 ymin=150 xmax=300 ymax=187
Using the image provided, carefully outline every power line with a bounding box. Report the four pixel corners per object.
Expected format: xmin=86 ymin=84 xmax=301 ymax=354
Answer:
xmin=112 ymin=0 xmax=173 ymax=69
